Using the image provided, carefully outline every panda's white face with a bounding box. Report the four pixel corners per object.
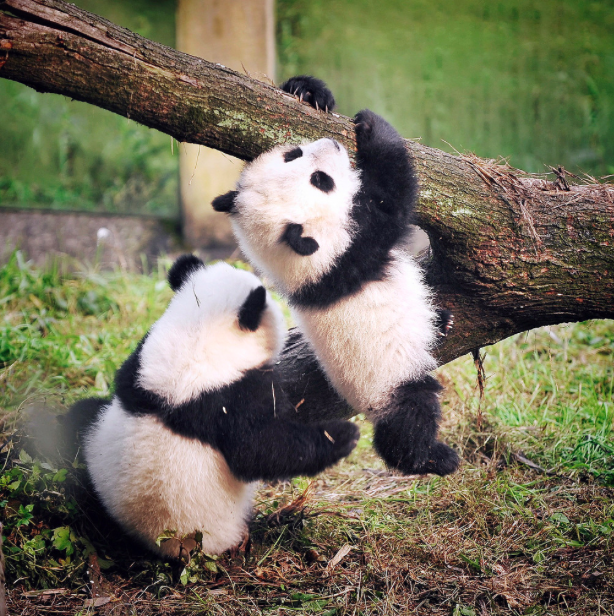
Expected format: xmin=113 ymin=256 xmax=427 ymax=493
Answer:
xmin=138 ymin=262 xmax=285 ymax=406
xmin=231 ymin=138 xmax=361 ymax=294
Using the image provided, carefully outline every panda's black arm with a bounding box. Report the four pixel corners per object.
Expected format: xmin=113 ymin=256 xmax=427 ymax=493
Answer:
xmin=155 ymin=369 xmax=359 ymax=481
xmin=216 ymin=417 xmax=359 ymax=482
xmin=354 ymin=109 xmax=419 ymax=226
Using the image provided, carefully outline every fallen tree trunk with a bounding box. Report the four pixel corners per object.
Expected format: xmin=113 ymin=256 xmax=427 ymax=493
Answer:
xmin=1 ymin=0 xmax=613 ymax=419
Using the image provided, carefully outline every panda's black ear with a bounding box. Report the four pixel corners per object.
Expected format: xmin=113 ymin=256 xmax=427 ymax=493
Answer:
xmin=238 ymin=286 xmax=267 ymax=332
xmin=212 ymin=190 xmax=238 ymax=214
xmin=168 ymin=254 xmax=205 ymax=292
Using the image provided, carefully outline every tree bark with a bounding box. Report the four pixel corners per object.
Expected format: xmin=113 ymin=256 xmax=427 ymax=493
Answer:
xmin=1 ymin=0 xmax=613 ymax=419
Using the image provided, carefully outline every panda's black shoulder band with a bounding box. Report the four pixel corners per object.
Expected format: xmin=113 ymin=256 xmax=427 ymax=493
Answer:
xmin=168 ymin=254 xmax=205 ymax=291
xmin=281 ymin=223 xmax=319 ymax=256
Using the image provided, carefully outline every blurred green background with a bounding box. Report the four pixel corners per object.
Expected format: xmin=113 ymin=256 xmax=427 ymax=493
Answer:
xmin=1 ymin=0 xmax=613 ymax=217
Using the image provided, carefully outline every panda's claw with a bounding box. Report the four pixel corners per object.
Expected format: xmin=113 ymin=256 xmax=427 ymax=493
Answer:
xmin=280 ymin=75 xmax=336 ymax=112
xmin=354 ymin=110 xmax=378 ymax=147
xmin=434 ymin=309 xmax=454 ymax=339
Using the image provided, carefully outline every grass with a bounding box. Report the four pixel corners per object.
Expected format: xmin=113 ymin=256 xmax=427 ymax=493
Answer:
xmin=277 ymin=0 xmax=614 ymax=177
xmin=1 ymin=251 xmax=613 ymax=615
xmin=0 ymin=0 xmax=178 ymax=217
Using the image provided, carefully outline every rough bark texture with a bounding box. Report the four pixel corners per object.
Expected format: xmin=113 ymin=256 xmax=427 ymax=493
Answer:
xmin=1 ymin=0 xmax=613 ymax=419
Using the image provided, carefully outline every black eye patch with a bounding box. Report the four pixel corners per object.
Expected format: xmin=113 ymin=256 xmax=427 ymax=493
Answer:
xmin=284 ymin=147 xmax=303 ymax=163
xmin=280 ymin=223 xmax=319 ymax=256
xmin=310 ymin=170 xmax=335 ymax=193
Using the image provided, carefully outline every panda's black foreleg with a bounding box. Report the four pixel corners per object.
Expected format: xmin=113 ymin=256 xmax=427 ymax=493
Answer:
xmin=219 ymin=418 xmax=360 ymax=483
xmin=354 ymin=109 xmax=418 ymax=223
xmin=372 ymin=376 xmax=459 ymax=476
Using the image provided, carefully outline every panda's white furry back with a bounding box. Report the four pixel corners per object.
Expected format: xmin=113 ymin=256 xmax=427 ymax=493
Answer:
xmin=213 ymin=75 xmax=459 ymax=477
xmin=84 ymin=397 xmax=253 ymax=559
xmin=69 ymin=255 xmax=359 ymax=559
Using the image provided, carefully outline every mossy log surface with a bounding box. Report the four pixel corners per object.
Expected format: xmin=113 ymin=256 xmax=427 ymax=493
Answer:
xmin=1 ymin=0 xmax=613 ymax=418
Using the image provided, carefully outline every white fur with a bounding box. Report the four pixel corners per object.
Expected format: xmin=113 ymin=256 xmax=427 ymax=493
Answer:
xmin=85 ymin=399 xmax=254 ymax=557
xmin=293 ymin=250 xmax=438 ymax=414
xmin=138 ymin=262 xmax=286 ymax=406
xmin=231 ymin=139 xmax=439 ymax=416
xmin=232 ymin=139 xmax=361 ymax=295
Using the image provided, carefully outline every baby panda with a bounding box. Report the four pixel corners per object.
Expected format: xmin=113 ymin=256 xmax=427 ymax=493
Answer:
xmin=212 ymin=76 xmax=458 ymax=477
xmin=67 ymin=255 xmax=359 ymax=559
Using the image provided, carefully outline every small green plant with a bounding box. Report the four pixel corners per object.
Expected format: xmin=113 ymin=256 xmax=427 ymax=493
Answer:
xmin=1 ymin=252 xmax=613 ymax=614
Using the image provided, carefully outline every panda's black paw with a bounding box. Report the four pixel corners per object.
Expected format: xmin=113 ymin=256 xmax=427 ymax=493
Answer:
xmin=320 ymin=420 xmax=360 ymax=459
xmin=373 ymin=415 xmax=460 ymax=477
xmin=412 ymin=442 xmax=460 ymax=476
xmin=382 ymin=441 xmax=460 ymax=477
xmin=354 ymin=109 xmax=400 ymax=150
xmin=354 ymin=109 xmax=377 ymax=139
xmin=435 ymin=309 xmax=454 ymax=339
xmin=280 ymin=75 xmax=335 ymax=112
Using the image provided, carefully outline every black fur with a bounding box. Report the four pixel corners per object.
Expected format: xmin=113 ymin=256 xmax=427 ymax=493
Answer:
xmin=284 ymin=147 xmax=303 ymax=162
xmin=212 ymin=190 xmax=238 ymax=214
xmin=372 ymin=376 xmax=459 ymax=476
xmin=60 ymin=397 xmax=110 ymax=461
xmin=281 ymin=223 xmax=320 ymax=256
xmin=280 ymin=75 xmax=336 ymax=112
xmin=310 ymin=170 xmax=335 ymax=193
xmin=289 ymin=109 xmax=418 ymax=308
xmin=168 ymin=255 xmax=205 ymax=292
xmin=111 ymin=341 xmax=359 ymax=482
xmin=238 ymin=286 xmax=267 ymax=331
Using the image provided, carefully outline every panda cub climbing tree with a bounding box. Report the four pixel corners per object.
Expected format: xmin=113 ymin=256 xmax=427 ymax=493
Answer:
xmin=213 ymin=75 xmax=458 ymax=477
xmin=67 ymin=255 xmax=359 ymax=559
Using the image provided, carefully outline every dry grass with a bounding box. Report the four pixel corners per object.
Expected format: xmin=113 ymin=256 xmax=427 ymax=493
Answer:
xmin=2 ymin=253 xmax=613 ymax=615
xmin=4 ymin=416 xmax=613 ymax=615
xmin=5 ymin=454 xmax=613 ymax=615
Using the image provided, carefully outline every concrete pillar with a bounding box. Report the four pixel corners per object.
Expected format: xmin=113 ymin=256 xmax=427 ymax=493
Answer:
xmin=176 ymin=0 xmax=275 ymax=249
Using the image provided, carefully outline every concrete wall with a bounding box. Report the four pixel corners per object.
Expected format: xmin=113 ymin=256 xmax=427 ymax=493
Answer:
xmin=0 ymin=209 xmax=182 ymax=272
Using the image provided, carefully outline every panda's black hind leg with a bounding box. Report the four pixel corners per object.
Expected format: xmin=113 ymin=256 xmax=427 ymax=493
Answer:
xmin=280 ymin=75 xmax=335 ymax=112
xmin=372 ymin=376 xmax=460 ymax=476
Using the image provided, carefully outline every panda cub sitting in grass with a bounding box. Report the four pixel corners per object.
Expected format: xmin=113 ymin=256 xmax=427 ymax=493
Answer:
xmin=68 ymin=255 xmax=359 ymax=559
xmin=212 ymin=76 xmax=458 ymax=477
